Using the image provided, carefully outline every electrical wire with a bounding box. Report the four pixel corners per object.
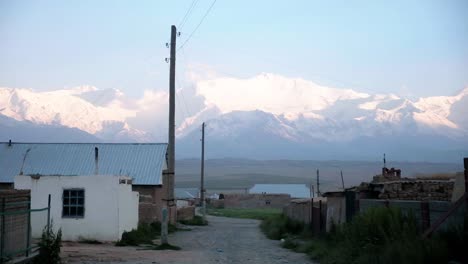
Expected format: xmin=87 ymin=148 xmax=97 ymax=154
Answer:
xmin=178 ymin=0 xmax=201 ymax=30
xmin=177 ymin=0 xmax=217 ymax=51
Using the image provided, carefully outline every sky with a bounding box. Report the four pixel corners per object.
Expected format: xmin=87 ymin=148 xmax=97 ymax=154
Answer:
xmin=1 ymin=0 xmax=467 ymax=98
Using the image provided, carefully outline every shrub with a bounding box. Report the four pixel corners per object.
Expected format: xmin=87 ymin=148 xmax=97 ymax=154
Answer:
xmin=116 ymin=221 xmax=180 ymax=246
xmin=261 ymin=206 xmax=466 ymax=264
xmin=179 ymin=215 xmax=208 ymax=226
xmin=34 ymin=225 xmax=62 ymax=264
xmin=260 ymin=214 xmax=305 ymax=240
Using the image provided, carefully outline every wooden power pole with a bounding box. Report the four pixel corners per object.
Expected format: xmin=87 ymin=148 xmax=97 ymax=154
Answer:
xmin=341 ymin=170 xmax=345 ymax=190
xmin=162 ymin=24 xmax=177 ymax=245
xmin=316 ymin=169 xmax=320 ymax=197
xmin=200 ymin=122 xmax=206 ymax=220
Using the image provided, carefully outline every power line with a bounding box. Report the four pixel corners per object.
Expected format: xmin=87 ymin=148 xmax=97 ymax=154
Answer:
xmin=178 ymin=0 xmax=217 ymax=51
xmin=178 ymin=0 xmax=201 ymax=30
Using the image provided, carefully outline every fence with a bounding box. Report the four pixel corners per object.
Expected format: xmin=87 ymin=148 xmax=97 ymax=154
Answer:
xmin=358 ymin=198 xmax=466 ymax=232
xmin=0 ymin=193 xmax=50 ymax=263
xmin=283 ymin=198 xmax=327 ymax=234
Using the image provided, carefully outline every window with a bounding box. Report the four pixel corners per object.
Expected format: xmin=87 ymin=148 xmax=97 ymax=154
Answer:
xmin=62 ymin=189 xmax=85 ymax=218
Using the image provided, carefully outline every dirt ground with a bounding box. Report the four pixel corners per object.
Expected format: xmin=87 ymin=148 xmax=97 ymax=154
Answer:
xmin=61 ymin=215 xmax=314 ymax=264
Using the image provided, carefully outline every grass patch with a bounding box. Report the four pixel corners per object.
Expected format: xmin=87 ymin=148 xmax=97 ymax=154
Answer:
xmin=206 ymin=208 xmax=281 ymax=220
xmin=261 ymin=207 xmax=468 ymax=264
xmin=179 ymin=215 xmax=208 ymax=226
xmin=115 ymin=221 xmax=179 ymax=246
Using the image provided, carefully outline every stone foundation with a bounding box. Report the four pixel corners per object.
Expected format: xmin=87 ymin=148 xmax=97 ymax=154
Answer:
xmin=377 ymin=180 xmax=454 ymax=201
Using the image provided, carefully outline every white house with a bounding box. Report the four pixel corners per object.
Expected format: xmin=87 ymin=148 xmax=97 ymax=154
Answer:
xmin=15 ymin=175 xmax=138 ymax=241
xmin=0 ymin=142 xmax=169 ymax=241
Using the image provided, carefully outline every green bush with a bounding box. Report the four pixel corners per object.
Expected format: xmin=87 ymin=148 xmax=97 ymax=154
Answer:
xmin=179 ymin=215 xmax=208 ymax=226
xmin=34 ymin=225 xmax=62 ymax=264
xmin=116 ymin=221 xmax=179 ymax=246
xmin=260 ymin=214 xmax=305 ymax=240
xmin=262 ymin=207 xmax=467 ymax=264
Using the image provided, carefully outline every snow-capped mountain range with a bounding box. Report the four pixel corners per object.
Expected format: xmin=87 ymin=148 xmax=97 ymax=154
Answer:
xmin=1 ymin=73 xmax=467 ymax=161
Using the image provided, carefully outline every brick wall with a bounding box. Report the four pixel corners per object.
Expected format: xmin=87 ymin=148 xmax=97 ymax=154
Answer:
xmin=223 ymin=193 xmax=291 ymax=209
xmin=0 ymin=183 xmax=13 ymax=190
xmin=132 ymin=185 xmax=165 ymax=223
xmin=0 ymin=190 xmax=31 ymax=259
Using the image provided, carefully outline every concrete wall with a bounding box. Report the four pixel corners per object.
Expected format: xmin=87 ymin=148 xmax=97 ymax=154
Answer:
xmin=326 ymin=196 xmax=346 ymax=230
xmin=223 ymin=193 xmax=291 ymax=209
xmin=14 ymin=175 xmax=139 ymax=241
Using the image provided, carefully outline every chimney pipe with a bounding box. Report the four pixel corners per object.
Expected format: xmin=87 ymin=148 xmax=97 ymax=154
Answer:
xmin=94 ymin=147 xmax=99 ymax=175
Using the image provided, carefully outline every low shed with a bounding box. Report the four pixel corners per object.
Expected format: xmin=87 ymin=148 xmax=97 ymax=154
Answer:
xmin=0 ymin=142 xmax=169 ymax=241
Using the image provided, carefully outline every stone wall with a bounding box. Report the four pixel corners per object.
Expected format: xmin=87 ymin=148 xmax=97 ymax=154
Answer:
xmin=223 ymin=193 xmax=291 ymax=209
xmin=377 ymin=180 xmax=454 ymax=201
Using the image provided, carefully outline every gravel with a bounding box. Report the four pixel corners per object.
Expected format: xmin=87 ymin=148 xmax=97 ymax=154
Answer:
xmin=62 ymin=215 xmax=314 ymax=264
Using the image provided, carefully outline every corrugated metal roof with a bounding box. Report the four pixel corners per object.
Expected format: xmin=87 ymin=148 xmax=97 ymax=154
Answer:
xmin=0 ymin=143 xmax=167 ymax=185
xmin=250 ymin=184 xmax=311 ymax=198
xmin=175 ymin=188 xmax=198 ymax=199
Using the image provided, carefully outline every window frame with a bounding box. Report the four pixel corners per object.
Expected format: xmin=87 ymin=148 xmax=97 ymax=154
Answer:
xmin=62 ymin=188 xmax=85 ymax=218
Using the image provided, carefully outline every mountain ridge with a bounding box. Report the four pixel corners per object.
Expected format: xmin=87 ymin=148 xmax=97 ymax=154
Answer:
xmin=1 ymin=73 xmax=467 ymax=161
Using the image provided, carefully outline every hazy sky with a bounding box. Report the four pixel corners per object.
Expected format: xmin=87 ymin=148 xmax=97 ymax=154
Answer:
xmin=1 ymin=0 xmax=467 ymax=98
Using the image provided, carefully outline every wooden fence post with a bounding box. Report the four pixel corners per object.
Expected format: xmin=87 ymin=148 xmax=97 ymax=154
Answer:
xmin=464 ymin=158 xmax=468 ymax=210
xmin=1 ymin=198 xmax=5 ymax=262
xmin=420 ymin=201 xmax=430 ymax=231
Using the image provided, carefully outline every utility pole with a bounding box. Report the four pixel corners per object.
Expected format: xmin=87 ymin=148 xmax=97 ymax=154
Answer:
xmin=200 ymin=122 xmax=206 ymax=220
xmin=316 ymin=169 xmax=320 ymax=197
xmin=340 ymin=170 xmax=345 ymax=190
xmin=162 ymin=24 xmax=177 ymax=245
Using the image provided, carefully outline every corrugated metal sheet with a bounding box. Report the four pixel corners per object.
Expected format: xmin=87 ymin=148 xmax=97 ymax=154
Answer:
xmin=0 ymin=143 xmax=167 ymax=185
xmin=250 ymin=184 xmax=311 ymax=198
xmin=175 ymin=188 xmax=198 ymax=199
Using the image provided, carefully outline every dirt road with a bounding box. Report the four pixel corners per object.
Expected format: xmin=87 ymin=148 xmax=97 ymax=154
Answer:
xmin=62 ymin=215 xmax=313 ymax=264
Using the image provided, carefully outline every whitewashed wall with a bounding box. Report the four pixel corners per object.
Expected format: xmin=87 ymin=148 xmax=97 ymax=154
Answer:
xmin=14 ymin=175 xmax=139 ymax=241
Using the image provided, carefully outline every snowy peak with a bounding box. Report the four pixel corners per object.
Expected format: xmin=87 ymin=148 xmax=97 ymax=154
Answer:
xmin=0 ymin=86 xmax=146 ymax=141
xmin=0 ymin=74 xmax=467 ymax=152
xmin=196 ymin=73 xmax=370 ymax=115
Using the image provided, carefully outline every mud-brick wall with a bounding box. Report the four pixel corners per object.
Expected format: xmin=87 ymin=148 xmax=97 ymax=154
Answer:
xmin=378 ymin=181 xmax=454 ymax=201
xmin=132 ymin=185 xmax=164 ymax=223
xmin=177 ymin=206 xmax=195 ymax=221
xmin=223 ymin=194 xmax=291 ymax=209
xmin=0 ymin=190 xmax=31 ymax=259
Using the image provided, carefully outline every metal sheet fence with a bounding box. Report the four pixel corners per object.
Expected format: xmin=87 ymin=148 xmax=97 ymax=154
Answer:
xmin=0 ymin=196 xmax=50 ymax=263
